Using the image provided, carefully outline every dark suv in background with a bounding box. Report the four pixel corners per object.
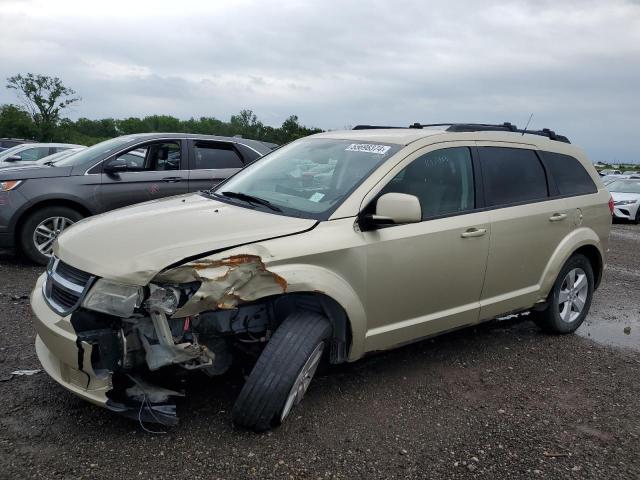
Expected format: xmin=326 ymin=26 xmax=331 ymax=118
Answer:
xmin=0 ymin=133 xmax=273 ymax=264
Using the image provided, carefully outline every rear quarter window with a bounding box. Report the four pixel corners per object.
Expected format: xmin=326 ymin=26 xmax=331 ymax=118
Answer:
xmin=478 ymin=147 xmax=548 ymax=207
xmin=540 ymin=151 xmax=597 ymax=196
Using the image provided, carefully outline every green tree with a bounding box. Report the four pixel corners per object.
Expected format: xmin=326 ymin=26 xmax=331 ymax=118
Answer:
xmin=6 ymin=73 xmax=81 ymax=141
xmin=0 ymin=104 xmax=37 ymax=139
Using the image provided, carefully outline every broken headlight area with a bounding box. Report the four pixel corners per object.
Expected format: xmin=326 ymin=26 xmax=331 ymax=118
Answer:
xmin=70 ymin=301 xmax=276 ymax=425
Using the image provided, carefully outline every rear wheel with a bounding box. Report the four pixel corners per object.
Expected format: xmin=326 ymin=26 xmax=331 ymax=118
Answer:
xmin=232 ymin=311 xmax=331 ymax=432
xmin=19 ymin=206 xmax=83 ymax=265
xmin=533 ymin=254 xmax=594 ymax=334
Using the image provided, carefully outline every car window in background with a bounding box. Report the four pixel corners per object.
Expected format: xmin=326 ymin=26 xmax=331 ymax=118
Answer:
xmin=193 ymin=142 xmax=244 ymax=169
xmin=0 ymin=145 xmax=25 ymax=161
xmin=36 ymin=148 xmax=85 ymax=165
xmin=379 ymin=147 xmax=475 ymax=219
xmin=540 ymin=151 xmax=597 ymax=196
xmin=54 ymin=137 xmax=136 ymax=167
xmin=608 ymin=180 xmax=640 ymax=194
xmin=479 ymin=147 xmax=548 ymax=206
xmin=105 ymin=142 xmax=181 ymax=172
xmin=17 ymin=147 xmax=51 ymax=161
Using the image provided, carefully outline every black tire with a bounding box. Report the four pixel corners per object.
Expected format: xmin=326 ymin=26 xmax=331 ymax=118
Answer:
xmin=19 ymin=206 xmax=84 ymax=265
xmin=635 ymin=208 xmax=640 ymax=225
xmin=532 ymin=254 xmax=594 ymax=334
xmin=232 ymin=311 xmax=332 ymax=432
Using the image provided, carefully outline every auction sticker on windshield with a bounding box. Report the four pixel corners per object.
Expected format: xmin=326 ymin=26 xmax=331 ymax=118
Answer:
xmin=345 ymin=144 xmax=391 ymax=155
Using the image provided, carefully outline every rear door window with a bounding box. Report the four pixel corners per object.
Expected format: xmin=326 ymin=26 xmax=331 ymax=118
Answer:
xmin=193 ymin=142 xmax=244 ymax=169
xmin=479 ymin=147 xmax=548 ymax=207
xmin=540 ymin=151 xmax=597 ymax=196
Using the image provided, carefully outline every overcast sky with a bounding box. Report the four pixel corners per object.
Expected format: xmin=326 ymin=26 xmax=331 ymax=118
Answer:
xmin=0 ymin=0 xmax=639 ymax=163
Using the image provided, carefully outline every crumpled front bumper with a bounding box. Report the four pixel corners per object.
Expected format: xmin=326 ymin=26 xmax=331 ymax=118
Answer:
xmin=31 ymin=273 xmax=111 ymax=407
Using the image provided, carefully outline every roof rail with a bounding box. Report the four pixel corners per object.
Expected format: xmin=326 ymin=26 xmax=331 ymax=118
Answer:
xmin=352 ymin=125 xmax=406 ymax=130
xmin=352 ymin=122 xmax=570 ymax=143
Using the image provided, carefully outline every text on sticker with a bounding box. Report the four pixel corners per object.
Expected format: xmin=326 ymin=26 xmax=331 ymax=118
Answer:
xmin=345 ymin=144 xmax=391 ymax=155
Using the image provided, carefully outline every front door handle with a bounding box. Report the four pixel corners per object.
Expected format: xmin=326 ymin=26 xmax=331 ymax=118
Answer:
xmin=549 ymin=213 xmax=567 ymax=222
xmin=162 ymin=176 xmax=182 ymax=183
xmin=461 ymin=227 xmax=487 ymax=238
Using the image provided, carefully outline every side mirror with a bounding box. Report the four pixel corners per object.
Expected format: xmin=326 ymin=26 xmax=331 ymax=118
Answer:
xmin=103 ymin=161 xmax=128 ymax=174
xmin=5 ymin=155 xmax=21 ymax=162
xmin=361 ymin=193 xmax=422 ymax=229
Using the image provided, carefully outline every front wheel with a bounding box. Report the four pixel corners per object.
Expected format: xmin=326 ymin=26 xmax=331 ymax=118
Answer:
xmin=532 ymin=254 xmax=594 ymax=334
xmin=19 ymin=206 xmax=84 ymax=265
xmin=232 ymin=311 xmax=332 ymax=432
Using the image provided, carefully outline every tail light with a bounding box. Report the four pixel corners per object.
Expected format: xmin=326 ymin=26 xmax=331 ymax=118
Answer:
xmin=608 ymin=195 xmax=614 ymax=215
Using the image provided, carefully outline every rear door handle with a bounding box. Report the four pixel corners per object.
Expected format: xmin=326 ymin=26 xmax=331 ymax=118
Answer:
xmin=162 ymin=176 xmax=182 ymax=183
xmin=461 ymin=227 xmax=487 ymax=238
xmin=549 ymin=213 xmax=567 ymax=222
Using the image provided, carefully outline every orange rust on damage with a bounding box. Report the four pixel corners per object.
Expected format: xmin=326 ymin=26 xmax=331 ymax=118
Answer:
xmin=191 ymin=254 xmax=264 ymax=270
xmin=191 ymin=254 xmax=288 ymax=292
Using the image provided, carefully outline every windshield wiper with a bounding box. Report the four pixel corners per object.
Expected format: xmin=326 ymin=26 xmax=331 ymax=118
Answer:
xmin=42 ymin=161 xmax=56 ymax=166
xmin=219 ymin=191 xmax=282 ymax=212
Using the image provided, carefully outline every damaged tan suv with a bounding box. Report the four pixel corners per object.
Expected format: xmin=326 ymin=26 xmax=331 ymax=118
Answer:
xmin=31 ymin=123 xmax=611 ymax=431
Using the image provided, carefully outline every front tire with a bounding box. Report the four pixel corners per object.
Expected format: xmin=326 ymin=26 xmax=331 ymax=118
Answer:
xmin=232 ymin=311 xmax=332 ymax=432
xmin=19 ymin=206 xmax=83 ymax=265
xmin=533 ymin=254 xmax=594 ymax=334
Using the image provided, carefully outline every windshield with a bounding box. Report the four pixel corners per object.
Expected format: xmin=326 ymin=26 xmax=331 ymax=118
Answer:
xmin=54 ymin=137 xmax=135 ymax=167
xmin=212 ymin=138 xmax=401 ymax=219
xmin=36 ymin=148 xmax=85 ymax=165
xmin=609 ymin=180 xmax=640 ymax=194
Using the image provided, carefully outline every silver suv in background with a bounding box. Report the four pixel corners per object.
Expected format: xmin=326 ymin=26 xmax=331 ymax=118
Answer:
xmin=0 ymin=142 xmax=84 ymax=166
xmin=0 ymin=133 xmax=273 ymax=264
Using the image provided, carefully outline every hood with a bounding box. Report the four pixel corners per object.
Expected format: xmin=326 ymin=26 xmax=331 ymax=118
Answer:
xmin=0 ymin=164 xmax=72 ymax=180
xmin=55 ymin=193 xmax=317 ymax=285
xmin=611 ymin=191 xmax=640 ymax=202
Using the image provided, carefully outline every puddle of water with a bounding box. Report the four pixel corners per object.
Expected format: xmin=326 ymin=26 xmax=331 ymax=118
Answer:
xmin=577 ymin=318 xmax=639 ymax=352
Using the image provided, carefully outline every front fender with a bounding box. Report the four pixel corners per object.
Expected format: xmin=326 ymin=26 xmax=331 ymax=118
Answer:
xmin=268 ymin=263 xmax=367 ymax=361
xmin=538 ymin=227 xmax=604 ymax=299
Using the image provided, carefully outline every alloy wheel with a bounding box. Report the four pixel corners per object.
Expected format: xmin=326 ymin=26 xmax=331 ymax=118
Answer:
xmin=557 ymin=267 xmax=589 ymax=323
xmin=280 ymin=342 xmax=324 ymax=422
xmin=33 ymin=216 xmax=74 ymax=256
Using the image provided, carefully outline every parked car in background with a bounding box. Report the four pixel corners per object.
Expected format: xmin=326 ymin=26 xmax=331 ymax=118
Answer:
xmin=29 ymin=123 xmax=610 ymax=430
xmin=0 ymin=147 xmax=87 ymax=169
xmin=598 ymin=169 xmax=622 ymax=176
xmin=607 ymin=178 xmax=640 ymax=223
xmin=623 ymin=170 xmax=639 ymax=175
xmin=0 ymin=138 xmax=34 ymax=149
xmin=35 ymin=147 xmax=87 ymax=165
xmin=0 ymin=143 xmax=84 ymax=167
xmin=0 ymin=133 xmax=273 ymax=264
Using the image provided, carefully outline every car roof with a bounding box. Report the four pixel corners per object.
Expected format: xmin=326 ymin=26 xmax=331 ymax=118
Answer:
xmin=310 ymin=127 xmax=577 ymax=150
xmin=115 ymin=132 xmax=273 ymax=154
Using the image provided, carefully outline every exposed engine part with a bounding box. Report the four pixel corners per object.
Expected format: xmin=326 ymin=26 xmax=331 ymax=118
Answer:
xmin=137 ymin=309 xmax=214 ymax=371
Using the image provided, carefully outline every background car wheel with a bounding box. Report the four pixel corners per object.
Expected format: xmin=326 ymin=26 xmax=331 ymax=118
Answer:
xmin=19 ymin=206 xmax=83 ymax=265
xmin=232 ymin=311 xmax=332 ymax=432
xmin=532 ymin=253 xmax=594 ymax=334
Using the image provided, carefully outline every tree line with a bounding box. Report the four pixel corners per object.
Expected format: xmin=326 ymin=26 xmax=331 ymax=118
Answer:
xmin=1 ymin=73 xmax=323 ymax=146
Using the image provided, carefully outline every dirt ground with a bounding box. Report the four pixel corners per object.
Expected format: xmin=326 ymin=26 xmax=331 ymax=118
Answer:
xmin=0 ymin=224 xmax=638 ymax=480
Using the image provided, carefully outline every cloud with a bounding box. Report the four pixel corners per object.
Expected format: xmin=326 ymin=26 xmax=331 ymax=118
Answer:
xmin=0 ymin=0 xmax=639 ymax=162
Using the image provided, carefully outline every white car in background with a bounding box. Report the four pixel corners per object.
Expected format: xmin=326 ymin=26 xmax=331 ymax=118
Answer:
xmin=608 ymin=178 xmax=640 ymax=223
xmin=0 ymin=142 xmax=84 ymax=166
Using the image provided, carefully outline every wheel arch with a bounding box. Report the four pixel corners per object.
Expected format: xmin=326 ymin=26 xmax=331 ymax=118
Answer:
xmin=268 ymin=264 xmax=368 ymax=362
xmin=14 ymin=198 xmax=92 ymax=243
xmin=539 ymin=227 xmax=605 ymax=298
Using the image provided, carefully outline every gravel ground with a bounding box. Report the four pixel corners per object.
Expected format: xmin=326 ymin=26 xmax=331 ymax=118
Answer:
xmin=0 ymin=224 xmax=639 ymax=479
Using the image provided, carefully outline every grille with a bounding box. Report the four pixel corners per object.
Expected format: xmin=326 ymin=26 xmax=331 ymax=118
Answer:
xmin=43 ymin=257 xmax=95 ymax=316
xmin=55 ymin=261 xmax=92 ymax=285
